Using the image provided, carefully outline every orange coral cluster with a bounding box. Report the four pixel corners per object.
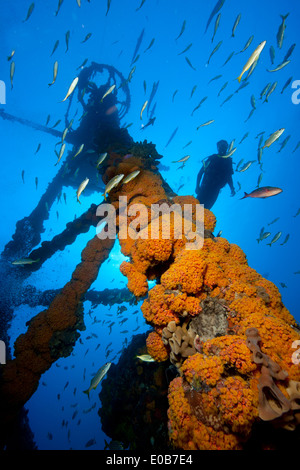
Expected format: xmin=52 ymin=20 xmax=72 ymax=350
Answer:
xmin=146 ymin=331 xmax=169 ymax=362
xmin=167 ymin=376 xmax=242 ymax=450
xmin=167 ymin=345 xmax=259 ymax=449
xmin=163 ymin=235 xmax=300 ymax=449
xmin=112 ymin=157 xmax=300 ymax=449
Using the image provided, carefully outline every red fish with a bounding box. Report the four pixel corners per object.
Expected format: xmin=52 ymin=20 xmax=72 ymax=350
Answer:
xmin=240 ymin=186 xmax=283 ymax=199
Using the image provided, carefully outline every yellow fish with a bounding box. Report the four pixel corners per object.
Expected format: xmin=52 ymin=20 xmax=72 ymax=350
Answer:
xmin=103 ymin=174 xmax=124 ymax=200
xmin=100 ymin=84 xmax=116 ymax=103
xmin=55 ymin=143 xmax=66 ymax=166
xmin=196 ymin=120 xmax=215 ymax=130
xmin=237 ymin=40 xmax=266 ymax=83
xmin=122 ymin=170 xmax=140 ymax=184
xmin=172 ymin=155 xmax=190 ymax=163
xmin=48 ymin=61 xmax=58 ymax=87
xmin=7 ymin=50 xmax=15 ymax=61
xmin=96 ymin=152 xmax=108 ymax=167
xmin=222 ymin=147 xmax=237 ymax=158
xmin=60 ymin=77 xmax=78 ymax=102
xmin=61 ymin=127 xmax=69 ymax=144
xmin=12 ymin=258 xmax=40 ymax=266
xmin=262 ymin=128 xmax=285 ymax=149
xmin=72 ymin=144 xmax=84 ymax=159
xmin=136 ymin=354 xmax=155 ymax=362
xmin=77 ymin=177 xmax=89 ymax=204
xmin=140 ymin=100 xmax=148 ymax=120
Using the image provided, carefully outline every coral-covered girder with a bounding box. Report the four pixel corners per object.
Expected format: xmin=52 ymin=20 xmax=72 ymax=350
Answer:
xmin=113 ymin=152 xmax=300 ymax=449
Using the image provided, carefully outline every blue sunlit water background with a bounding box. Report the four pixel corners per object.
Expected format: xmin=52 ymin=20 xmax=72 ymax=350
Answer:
xmin=1 ymin=0 xmax=300 ymax=450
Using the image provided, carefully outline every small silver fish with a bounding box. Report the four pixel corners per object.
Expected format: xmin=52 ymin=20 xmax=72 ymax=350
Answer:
xmin=239 ymin=35 xmax=254 ymax=53
xmin=55 ymin=0 xmax=64 ymax=16
xmin=103 ymin=174 xmax=124 ymax=200
xmin=232 ymin=13 xmax=241 ymax=37
xmin=267 ymin=231 xmax=282 ymax=247
xmin=48 ymin=61 xmax=58 ymax=87
xmin=260 ymin=83 xmax=271 ymax=100
xmin=122 ymin=170 xmax=140 ymax=185
xmin=140 ymin=100 xmax=148 ymax=120
xmin=51 ymin=39 xmax=59 ymax=57
xmin=136 ymin=354 xmax=155 ymax=362
xmin=277 ymin=14 xmax=289 ymax=49
xmin=96 ymin=153 xmax=108 ymax=167
xmin=83 ymin=362 xmax=111 ymax=398
xmin=23 ymin=2 xmax=35 ymax=22
xmin=211 ymin=13 xmax=221 ymax=43
xmin=77 ymin=177 xmax=89 ymax=204
xmin=65 ymin=30 xmax=70 ymax=53
xmin=197 ymin=120 xmax=214 ymax=130
xmin=238 ymin=161 xmax=254 ymax=172
xmin=267 ymin=60 xmax=290 ymax=72
xmin=264 ymin=81 xmax=277 ymax=102
xmin=257 ymin=231 xmax=271 ymax=243
xmin=72 ymin=144 xmax=85 ymax=159
xmin=280 ymin=234 xmax=290 ymax=245
xmin=293 ymin=208 xmax=300 ymax=218
xmin=81 ymin=33 xmax=92 ymax=43
xmin=263 ymin=128 xmax=285 ymax=149
xmin=55 ymin=143 xmax=66 ymax=166
xmin=176 ymin=19 xmax=186 ymax=40
xmin=60 ymin=77 xmax=78 ymax=102
xmin=12 ymin=257 xmax=40 ymax=266
xmin=10 ymin=61 xmax=15 ymax=90
xmin=172 ymin=155 xmax=190 ymax=163
xmin=7 ymin=50 xmax=15 ymax=61
xmin=178 ymin=43 xmax=192 ymax=56
xmin=207 ymin=40 xmax=222 ymax=65
xmin=100 ymin=84 xmax=116 ymax=102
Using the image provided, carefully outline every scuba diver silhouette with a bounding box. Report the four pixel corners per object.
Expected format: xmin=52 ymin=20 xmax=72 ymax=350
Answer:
xmin=195 ymin=140 xmax=235 ymax=209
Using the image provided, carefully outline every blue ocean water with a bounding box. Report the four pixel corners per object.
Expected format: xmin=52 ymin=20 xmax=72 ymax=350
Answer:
xmin=1 ymin=0 xmax=299 ymax=450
